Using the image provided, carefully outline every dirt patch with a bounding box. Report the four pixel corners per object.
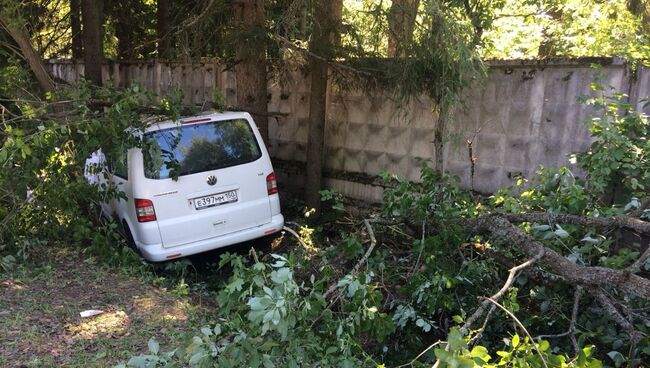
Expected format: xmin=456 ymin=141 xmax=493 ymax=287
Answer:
xmin=0 ymin=248 xmax=214 ymax=367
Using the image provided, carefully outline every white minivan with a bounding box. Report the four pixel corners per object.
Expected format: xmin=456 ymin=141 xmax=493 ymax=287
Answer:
xmin=90 ymin=111 xmax=284 ymax=262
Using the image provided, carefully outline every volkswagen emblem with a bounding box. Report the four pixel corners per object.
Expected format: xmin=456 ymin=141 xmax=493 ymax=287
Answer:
xmin=206 ymin=175 xmax=217 ymax=186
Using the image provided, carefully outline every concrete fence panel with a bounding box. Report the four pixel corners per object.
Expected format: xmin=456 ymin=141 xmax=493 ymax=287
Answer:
xmin=46 ymin=58 xmax=649 ymax=202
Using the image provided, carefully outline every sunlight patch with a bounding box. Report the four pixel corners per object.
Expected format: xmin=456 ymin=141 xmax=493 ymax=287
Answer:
xmin=1 ymin=279 xmax=26 ymax=290
xmin=67 ymin=310 xmax=129 ymax=339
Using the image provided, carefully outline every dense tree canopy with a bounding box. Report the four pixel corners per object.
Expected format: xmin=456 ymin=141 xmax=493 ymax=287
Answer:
xmin=3 ymin=0 xmax=649 ymax=61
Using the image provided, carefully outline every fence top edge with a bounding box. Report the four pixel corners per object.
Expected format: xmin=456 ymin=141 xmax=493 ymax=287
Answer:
xmin=45 ymin=56 xmax=634 ymax=69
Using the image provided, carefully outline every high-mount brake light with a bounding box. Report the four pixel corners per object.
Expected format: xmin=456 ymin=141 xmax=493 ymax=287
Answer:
xmin=134 ymin=198 xmax=157 ymax=222
xmin=181 ymin=118 xmax=211 ymax=124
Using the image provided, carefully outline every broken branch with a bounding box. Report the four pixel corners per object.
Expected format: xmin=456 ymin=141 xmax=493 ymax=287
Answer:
xmin=535 ymin=286 xmax=583 ymax=354
xmin=464 ymin=216 xmax=650 ymax=301
xmin=502 ymin=212 xmax=650 ymax=235
xmin=324 ymin=219 xmax=377 ymax=300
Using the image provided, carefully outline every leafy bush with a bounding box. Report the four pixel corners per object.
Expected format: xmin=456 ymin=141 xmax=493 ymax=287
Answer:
xmin=0 ymin=63 xmax=184 ymax=271
xmin=577 ymin=83 xmax=650 ymax=204
xmin=120 ymin=251 xmax=391 ymax=367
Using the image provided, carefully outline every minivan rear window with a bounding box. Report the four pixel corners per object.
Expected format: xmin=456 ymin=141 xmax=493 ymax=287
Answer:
xmin=143 ymin=118 xmax=262 ymax=179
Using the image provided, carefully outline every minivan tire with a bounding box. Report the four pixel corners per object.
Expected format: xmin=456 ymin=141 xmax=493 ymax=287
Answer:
xmin=122 ymin=221 xmax=138 ymax=251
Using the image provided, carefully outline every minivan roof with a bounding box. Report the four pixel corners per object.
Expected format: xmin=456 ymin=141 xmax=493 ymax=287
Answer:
xmin=144 ymin=111 xmax=252 ymax=133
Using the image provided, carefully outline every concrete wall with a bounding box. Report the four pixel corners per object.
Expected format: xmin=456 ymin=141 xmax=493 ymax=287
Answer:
xmin=46 ymin=58 xmax=650 ymax=202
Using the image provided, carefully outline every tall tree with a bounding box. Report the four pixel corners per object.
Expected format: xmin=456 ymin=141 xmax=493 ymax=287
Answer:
xmin=110 ymin=0 xmax=133 ymax=59
xmin=71 ymin=0 xmax=83 ymax=59
xmin=387 ymin=0 xmax=419 ymax=57
xmin=628 ymin=0 xmax=650 ymax=36
xmin=538 ymin=6 xmax=562 ymax=57
xmin=304 ymin=0 xmax=343 ymax=214
xmin=157 ymin=0 xmax=170 ymax=58
xmin=106 ymin=0 xmax=156 ymax=59
xmin=81 ymin=0 xmax=104 ymax=86
xmin=233 ymin=0 xmax=269 ymax=142
xmin=0 ymin=15 xmax=55 ymax=93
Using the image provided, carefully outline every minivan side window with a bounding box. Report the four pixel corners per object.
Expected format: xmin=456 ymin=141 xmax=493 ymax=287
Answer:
xmin=143 ymin=119 xmax=262 ymax=180
xmin=106 ymin=152 xmax=128 ymax=180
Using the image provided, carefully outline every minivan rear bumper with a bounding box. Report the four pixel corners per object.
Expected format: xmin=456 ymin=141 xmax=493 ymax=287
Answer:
xmin=136 ymin=214 xmax=284 ymax=262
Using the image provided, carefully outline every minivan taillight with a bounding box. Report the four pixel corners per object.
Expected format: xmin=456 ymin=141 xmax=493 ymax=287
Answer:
xmin=266 ymin=172 xmax=278 ymax=195
xmin=135 ymin=198 xmax=157 ymax=222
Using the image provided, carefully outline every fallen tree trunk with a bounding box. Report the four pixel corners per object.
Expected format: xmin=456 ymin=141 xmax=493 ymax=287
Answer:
xmin=427 ymin=213 xmax=650 ymax=367
xmin=502 ymin=212 xmax=650 ymax=234
xmin=463 ymin=216 xmax=650 ymax=301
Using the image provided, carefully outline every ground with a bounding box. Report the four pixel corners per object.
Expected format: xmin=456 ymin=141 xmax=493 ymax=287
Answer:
xmin=0 ymin=247 xmax=213 ymax=368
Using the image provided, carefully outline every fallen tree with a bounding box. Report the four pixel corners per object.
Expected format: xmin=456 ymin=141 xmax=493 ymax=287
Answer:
xmin=460 ymin=213 xmax=650 ymax=346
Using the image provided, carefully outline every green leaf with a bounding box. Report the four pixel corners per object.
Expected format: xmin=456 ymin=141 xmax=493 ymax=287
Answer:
xmin=189 ymin=351 xmax=206 ymax=365
xmin=532 ymin=224 xmax=551 ymax=232
xmin=511 ymin=334 xmax=520 ymax=348
xmin=226 ymin=277 xmax=245 ymax=293
xmin=94 ymin=350 xmax=107 ymax=360
xmin=447 ymin=328 xmax=467 ymax=352
xmin=538 ymin=340 xmax=550 ymax=352
xmin=554 ymin=225 xmax=569 ymax=239
xmin=469 ymin=345 xmax=491 ymax=362
xmin=643 ymin=346 xmax=650 ymax=355
xmin=607 ymin=351 xmax=625 ymax=367
xmin=148 ymin=339 xmax=159 ymax=355
xmin=270 ymin=267 xmax=292 ymax=284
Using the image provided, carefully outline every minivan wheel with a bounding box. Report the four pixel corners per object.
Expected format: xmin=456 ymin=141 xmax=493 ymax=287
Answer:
xmin=122 ymin=221 xmax=138 ymax=252
xmin=254 ymin=233 xmax=281 ymax=253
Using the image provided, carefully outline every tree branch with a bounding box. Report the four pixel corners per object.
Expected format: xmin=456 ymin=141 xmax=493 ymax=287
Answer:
xmin=535 ymin=286 xmax=583 ymax=354
xmin=628 ymin=246 xmax=650 ymax=274
xmin=464 ymin=216 xmax=650 ymax=301
xmin=502 ymin=212 xmax=650 ymax=234
xmin=429 ymin=249 xmax=544 ymax=368
xmin=593 ymin=290 xmax=641 ymax=345
xmin=324 ymin=219 xmax=377 ymax=300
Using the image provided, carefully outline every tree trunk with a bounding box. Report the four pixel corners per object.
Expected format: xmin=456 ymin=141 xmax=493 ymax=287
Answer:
xmin=71 ymin=0 xmax=83 ymax=59
xmin=628 ymin=0 xmax=650 ymax=36
xmin=387 ymin=0 xmax=419 ymax=58
xmin=538 ymin=7 xmax=562 ymax=58
xmin=460 ymin=0 xmax=485 ymax=46
xmin=233 ymin=0 xmax=268 ymax=143
xmin=111 ymin=0 xmax=134 ymax=60
xmin=81 ymin=0 xmax=104 ymax=86
xmin=157 ymin=0 xmax=171 ymax=58
xmin=0 ymin=16 xmax=55 ymax=93
xmin=433 ymin=107 xmax=446 ymax=172
xmin=304 ymin=0 xmax=343 ymax=214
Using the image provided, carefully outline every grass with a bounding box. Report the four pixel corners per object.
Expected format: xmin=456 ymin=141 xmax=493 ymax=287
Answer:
xmin=0 ymin=247 xmax=214 ymax=367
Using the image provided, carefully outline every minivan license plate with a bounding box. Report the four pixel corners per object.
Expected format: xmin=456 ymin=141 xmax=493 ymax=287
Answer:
xmin=194 ymin=190 xmax=238 ymax=210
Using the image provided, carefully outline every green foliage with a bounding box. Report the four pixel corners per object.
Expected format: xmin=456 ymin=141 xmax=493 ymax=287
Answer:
xmin=483 ymin=0 xmax=650 ymax=59
xmin=0 ymin=62 xmax=181 ymax=272
xmin=437 ymin=332 xmax=602 ymax=368
xmin=120 ymin=251 xmax=389 ymax=367
xmin=381 ymin=161 xmax=472 ymax=221
xmin=319 ymin=188 xmax=345 ymax=213
xmin=386 ymin=0 xmax=488 ymax=107
xmin=576 ymin=83 xmax=650 ymax=203
xmin=492 ymin=167 xmax=589 ymax=214
xmin=212 ymin=89 xmax=226 ymax=111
